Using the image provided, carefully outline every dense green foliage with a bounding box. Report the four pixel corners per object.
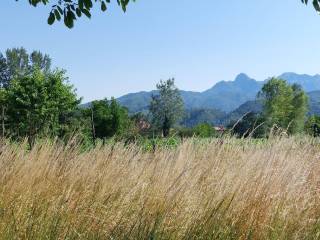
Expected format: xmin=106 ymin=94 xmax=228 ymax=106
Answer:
xmin=259 ymin=78 xmax=308 ymax=134
xmin=5 ymin=69 xmax=79 ymax=147
xmin=229 ymin=112 xmax=265 ymax=138
xmin=149 ymin=79 xmax=184 ymax=137
xmin=305 ymin=115 xmax=320 ymax=137
xmin=1 ymin=47 xmax=320 ymax=146
xmin=0 ymin=48 xmax=134 ymax=147
xmin=83 ymin=98 xmax=132 ymax=144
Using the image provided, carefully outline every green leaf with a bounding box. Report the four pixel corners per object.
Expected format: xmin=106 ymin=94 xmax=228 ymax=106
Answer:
xmin=81 ymin=8 xmax=91 ymax=18
xmin=101 ymin=1 xmax=107 ymax=12
xmin=54 ymin=9 xmax=61 ymax=21
xmin=47 ymin=12 xmax=55 ymax=25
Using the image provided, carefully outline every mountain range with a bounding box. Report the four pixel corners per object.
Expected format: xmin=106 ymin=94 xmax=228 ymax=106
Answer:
xmin=117 ymin=72 xmax=320 ymax=114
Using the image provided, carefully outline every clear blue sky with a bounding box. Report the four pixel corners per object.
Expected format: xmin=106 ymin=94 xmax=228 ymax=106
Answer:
xmin=1 ymin=0 xmax=320 ymax=102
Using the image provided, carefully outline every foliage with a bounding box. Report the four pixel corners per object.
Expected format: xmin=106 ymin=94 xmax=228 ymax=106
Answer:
xmin=0 ymin=47 xmax=51 ymax=88
xmin=302 ymin=0 xmax=320 ymax=12
xmin=258 ymin=78 xmax=308 ymax=135
xmin=83 ymin=98 xmax=133 ymax=143
xmin=149 ymin=79 xmax=184 ymax=137
xmin=1 ymin=137 xmax=320 ymax=238
xmin=20 ymin=0 xmax=135 ymax=28
xmin=229 ymin=112 xmax=266 ymax=138
xmin=193 ymin=123 xmax=216 ymax=138
xmin=5 ymin=69 xmax=79 ymax=147
xmin=305 ymin=115 xmax=320 ymax=137
xmin=290 ymin=84 xmax=309 ymax=134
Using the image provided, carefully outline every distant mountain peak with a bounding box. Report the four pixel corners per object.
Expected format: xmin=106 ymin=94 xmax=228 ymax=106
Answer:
xmin=234 ymin=73 xmax=251 ymax=82
xmin=116 ymin=72 xmax=320 ymax=114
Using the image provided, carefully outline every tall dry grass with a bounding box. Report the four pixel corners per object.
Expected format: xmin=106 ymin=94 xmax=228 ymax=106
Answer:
xmin=0 ymin=137 xmax=319 ymax=239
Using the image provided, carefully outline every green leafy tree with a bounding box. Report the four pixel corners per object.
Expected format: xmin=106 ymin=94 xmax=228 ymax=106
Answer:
xmin=149 ymin=79 xmax=184 ymax=137
xmin=0 ymin=48 xmax=52 ymax=87
xmin=6 ymin=69 xmax=79 ymax=147
xmin=258 ymin=78 xmax=308 ymax=135
xmin=193 ymin=123 xmax=215 ymax=138
xmin=259 ymin=78 xmax=294 ymax=130
xmin=19 ymin=0 xmax=135 ymax=28
xmin=0 ymin=89 xmax=7 ymax=137
xmin=229 ymin=112 xmax=266 ymax=138
xmin=305 ymin=115 xmax=320 ymax=137
xmin=84 ymin=98 xmax=132 ymax=143
xmin=290 ymin=84 xmax=309 ymax=134
xmin=0 ymin=54 xmax=9 ymax=89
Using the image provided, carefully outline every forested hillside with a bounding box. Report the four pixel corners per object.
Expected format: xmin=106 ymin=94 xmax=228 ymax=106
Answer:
xmin=117 ymin=73 xmax=320 ymax=114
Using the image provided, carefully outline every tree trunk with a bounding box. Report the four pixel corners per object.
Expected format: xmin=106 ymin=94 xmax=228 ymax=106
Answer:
xmin=91 ymin=107 xmax=96 ymax=146
xmin=1 ymin=106 xmax=4 ymax=138
xmin=162 ymin=116 xmax=170 ymax=137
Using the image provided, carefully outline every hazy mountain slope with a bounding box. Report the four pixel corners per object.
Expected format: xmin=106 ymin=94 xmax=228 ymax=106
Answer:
xmin=114 ymin=72 xmax=320 ymax=114
xmin=220 ymin=91 xmax=320 ymax=126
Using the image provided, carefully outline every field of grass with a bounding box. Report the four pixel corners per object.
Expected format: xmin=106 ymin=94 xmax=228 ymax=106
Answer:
xmin=0 ymin=137 xmax=320 ymax=239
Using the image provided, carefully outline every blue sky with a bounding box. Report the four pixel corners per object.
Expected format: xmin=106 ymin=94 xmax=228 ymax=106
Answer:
xmin=1 ymin=0 xmax=320 ymax=102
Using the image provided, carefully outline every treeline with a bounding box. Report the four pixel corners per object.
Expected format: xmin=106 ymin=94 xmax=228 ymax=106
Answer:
xmin=1 ymin=48 xmax=319 ymax=147
xmin=0 ymin=48 xmax=134 ymax=148
xmin=0 ymin=48 xmax=216 ymax=148
xmin=229 ymin=78 xmax=320 ymax=138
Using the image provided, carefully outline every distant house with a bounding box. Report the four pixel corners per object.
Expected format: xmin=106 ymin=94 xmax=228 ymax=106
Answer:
xmin=214 ymin=126 xmax=226 ymax=133
xmin=136 ymin=119 xmax=151 ymax=132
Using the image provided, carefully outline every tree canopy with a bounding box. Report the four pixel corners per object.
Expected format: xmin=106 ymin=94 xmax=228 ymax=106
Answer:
xmin=258 ymin=78 xmax=308 ymax=135
xmin=13 ymin=1 xmax=320 ymax=28
xmin=149 ymin=79 xmax=184 ymax=137
xmin=302 ymin=0 xmax=320 ymax=12
xmin=20 ymin=0 xmax=135 ymax=28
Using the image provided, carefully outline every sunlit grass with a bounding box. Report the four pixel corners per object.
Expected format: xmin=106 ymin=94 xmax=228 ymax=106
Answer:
xmin=0 ymin=136 xmax=319 ymax=239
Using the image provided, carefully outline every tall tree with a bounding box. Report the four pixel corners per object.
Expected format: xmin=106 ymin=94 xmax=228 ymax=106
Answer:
xmin=6 ymin=69 xmax=79 ymax=147
xmin=258 ymin=78 xmax=308 ymax=135
xmin=0 ymin=54 xmax=9 ymax=89
xmin=1 ymin=48 xmax=52 ymax=86
xmin=5 ymin=47 xmax=29 ymax=79
xmin=149 ymin=79 xmax=184 ymax=137
xmin=0 ymin=89 xmax=7 ymax=138
xmin=84 ymin=98 xmax=132 ymax=143
xmin=290 ymin=84 xmax=309 ymax=134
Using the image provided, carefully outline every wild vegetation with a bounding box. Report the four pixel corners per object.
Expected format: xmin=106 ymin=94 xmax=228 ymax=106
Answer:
xmin=1 ymin=47 xmax=320 ymax=239
xmin=0 ymin=137 xmax=319 ymax=239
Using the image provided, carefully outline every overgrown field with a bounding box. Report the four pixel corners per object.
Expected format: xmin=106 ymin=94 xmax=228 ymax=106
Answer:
xmin=0 ymin=137 xmax=320 ymax=239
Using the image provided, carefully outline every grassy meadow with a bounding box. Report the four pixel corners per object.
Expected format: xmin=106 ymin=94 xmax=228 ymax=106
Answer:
xmin=0 ymin=137 xmax=319 ymax=239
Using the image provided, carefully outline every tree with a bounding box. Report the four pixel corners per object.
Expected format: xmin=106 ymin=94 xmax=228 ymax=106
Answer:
xmin=229 ymin=112 xmax=266 ymax=138
xmin=83 ymin=98 xmax=132 ymax=144
xmin=290 ymin=84 xmax=309 ymax=134
xmin=0 ymin=89 xmax=7 ymax=138
xmin=193 ymin=123 xmax=215 ymax=138
xmin=0 ymin=48 xmax=52 ymax=87
xmin=6 ymin=69 xmax=79 ymax=147
xmin=149 ymin=79 xmax=184 ymax=137
xmin=258 ymin=78 xmax=308 ymax=135
xmin=19 ymin=0 xmax=135 ymax=28
xmin=0 ymin=54 xmax=9 ymax=89
xmin=305 ymin=115 xmax=320 ymax=137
